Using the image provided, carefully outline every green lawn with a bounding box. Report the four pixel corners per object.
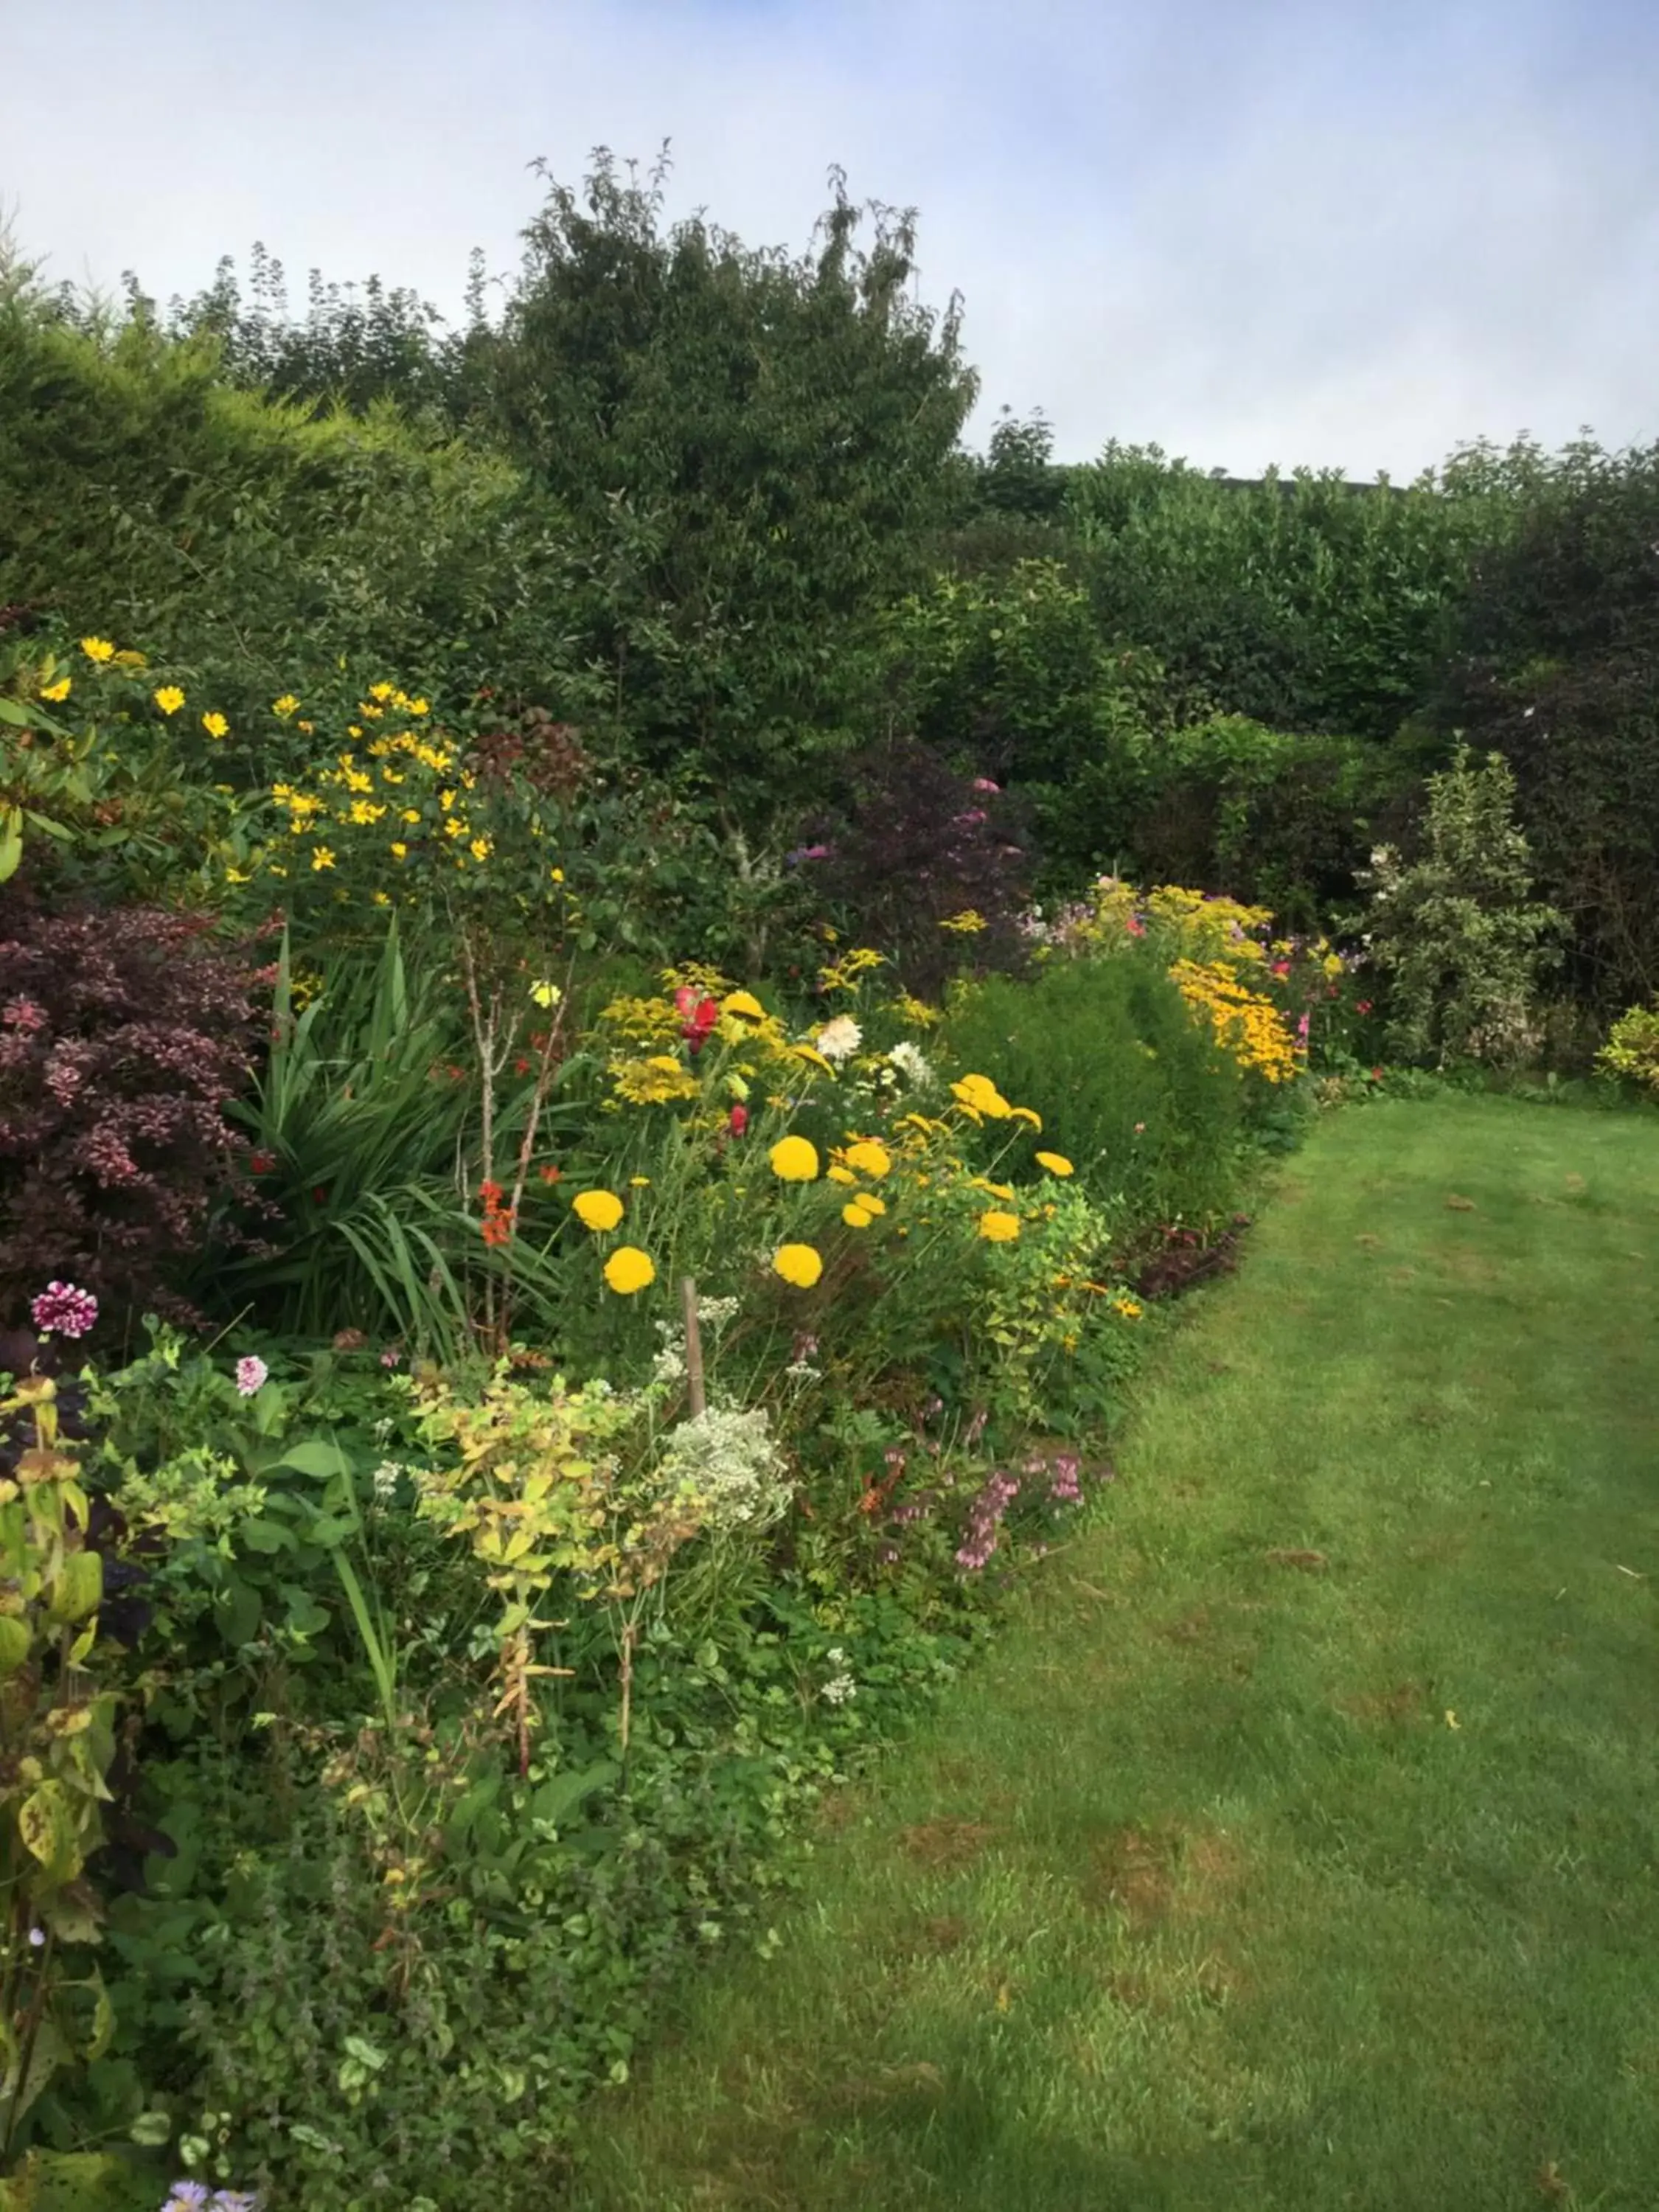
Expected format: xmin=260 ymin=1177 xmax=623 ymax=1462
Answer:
xmin=566 ymin=1096 xmax=1659 ymax=2212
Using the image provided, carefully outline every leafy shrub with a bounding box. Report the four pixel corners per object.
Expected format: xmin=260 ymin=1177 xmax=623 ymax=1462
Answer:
xmin=941 ymin=950 xmax=1245 ymax=1231
xmin=1595 ymin=1002 xmax=1659 ymax=1097
xmin=804 ymin=737 xmax=1034 ymax=996
xmin=1358 ymin=745 xmax=1563 ymax=1067
xmin=0 ymin=891 xmax=274 ymax=1346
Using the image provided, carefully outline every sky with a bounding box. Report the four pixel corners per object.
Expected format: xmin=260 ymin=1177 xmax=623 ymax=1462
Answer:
xmin=7 ymin=0 xmax=1658 ymax=480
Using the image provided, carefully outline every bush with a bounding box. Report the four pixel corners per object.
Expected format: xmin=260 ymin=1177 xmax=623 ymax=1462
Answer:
xmin=1595 ymin=1002 xmax=1659 ymax=1098
xmin=940 ymin=950 xmax=1246 ymax=1231
xmin=0 ymin=888 xmax=273 ymax=1346
xmin=1358 ymin=745 xmax=1564 ymax=1067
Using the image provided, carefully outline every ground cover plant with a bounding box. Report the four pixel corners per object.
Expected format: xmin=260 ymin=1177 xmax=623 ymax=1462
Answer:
xmin=564 ymin=1093 xmax=1659 ymax=2212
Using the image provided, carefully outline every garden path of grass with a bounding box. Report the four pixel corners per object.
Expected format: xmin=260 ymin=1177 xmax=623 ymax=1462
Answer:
xmin=567 ymin=1096 xmax=1659 ymax=2212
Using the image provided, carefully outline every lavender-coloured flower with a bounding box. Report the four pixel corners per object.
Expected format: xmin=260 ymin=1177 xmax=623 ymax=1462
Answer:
xmin=27 ymin=1926 xmax=45 ymax=1948
xmin=161 ymin=2185 xmax=211 ymax=2211
xmin=234 ymin=1354 xmax=268 ymax=1397
xmin=29 ymin=1280 xmax=98 ymax=1338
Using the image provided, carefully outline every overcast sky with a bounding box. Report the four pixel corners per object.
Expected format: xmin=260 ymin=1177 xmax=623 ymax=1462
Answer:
xmin=8 ymin=0 xmax=1657 ymax=480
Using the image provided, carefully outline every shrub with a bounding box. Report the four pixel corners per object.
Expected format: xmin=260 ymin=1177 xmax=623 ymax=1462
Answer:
xmin=0 ymin=889 xmax=273 ymax=1346
xmin=804 ymin=737 xmax=1034 ymax=997
xmin=1357 ymin=745 xmax=1564 ymax=1067
xmin=1595 ymin=1002 xmax=1659 ymax=1098
xmin=940 ymin=950 xmax=1246 ymax=1231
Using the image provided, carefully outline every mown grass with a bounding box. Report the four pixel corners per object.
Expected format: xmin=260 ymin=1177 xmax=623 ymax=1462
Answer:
xmin=564 ymin=1096 xmax=1659 ymax=2212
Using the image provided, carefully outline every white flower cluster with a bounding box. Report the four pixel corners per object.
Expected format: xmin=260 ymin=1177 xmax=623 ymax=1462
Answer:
xmin=821 ymin=1646 xmax=858 ymax=1705
xmin=886 ymin=1040 xmax=933 ymax=1088
xmin=815 ymin=1015 xmax=863 ymax=1063
xmin=657 ymin=1403 xmax=792 ymax=1534
xmin=651 ymin=1296 xmax=743 ymax=1385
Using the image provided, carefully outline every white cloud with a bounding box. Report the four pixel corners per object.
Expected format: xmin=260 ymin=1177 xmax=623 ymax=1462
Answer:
xmin=6 ymin=0 xmax=1656 ymax=479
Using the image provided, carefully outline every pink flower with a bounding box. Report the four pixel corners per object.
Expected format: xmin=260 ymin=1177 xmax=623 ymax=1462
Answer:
xmin=380 ymin=1345 xmax=404 ymax=1368
xmin=234 ymin=1355 xmax=269 ymax=1397
xmin=29 ymin=1281 xmax=98 ymax=1339
xmin=970 ymin=777 xmax=1001 ymax=793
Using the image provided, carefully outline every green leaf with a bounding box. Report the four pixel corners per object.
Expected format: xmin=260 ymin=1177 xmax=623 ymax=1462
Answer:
xmin=532 ymin=1759 xmax=619 ymax=1828
xmin=47 ymin=1551 xmax=102 ymax=1625
xmin=0 ymin=808 xmax=21 ymax=886
xmin=18 ymin=1781 xmax=80 ymax=1882
xmin=0 ymin=1615 xmax=32 ymax=1674
xmin=277 ymin=1437 xmax=353 ymax=1478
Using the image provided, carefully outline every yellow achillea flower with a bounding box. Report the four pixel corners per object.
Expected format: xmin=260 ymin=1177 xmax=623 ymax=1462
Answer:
xmin=1007 ymin=1105 xmax=1043 ymax=1130
xmin=611 ymin=1056 xmax=699 ymax=1106
xmin=80 ymin=636 xmax=116 ymax=663
xmin=769 ymin=1135 xmax=820 ymax=1182
xmin=842 ymin=1203 xmax=873 ymax=1228
xmin=952 ymin=1074 xmax=1012 ymax=1120
xmin=721 ymin=990 xmax=766 ymax=1020
xmin=843 ymin=1139 xmax=891 ymax=1179
xmin=572 ymin=1189 xmax=625 ymax=1233
xmin=826 ymin=1164 xmax=858 ymax=1186
xmin=773 ymin=1242 xmax=824 ymax=1288
xmin=40 ymin=676 xmax=71 ymax=703
xmin=604 ymin=1246 xmax=655 ymax=1295
xmin=201 ymin=712 xmax=229 ymax=740
xmin=852 ymin=1192 xmax=886 ymax=1216
xmin=939 ymin=909 xmax=987 ymax=934
xmin=970 ymin=1178 xmax=1015 ymax=1200
xmin=1035 ymin=1151 xmax=1075 ymax=1178
xmin=977 ymin=1210 xmax=1020 ymax=1242
xmin=153 ymin=686 xmax=186 ymax=715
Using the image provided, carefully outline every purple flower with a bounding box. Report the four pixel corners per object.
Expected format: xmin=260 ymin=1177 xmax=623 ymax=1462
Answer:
xmin=27 ymin=1926 xmax=45 ymax=1948
xmin=29 ymin=1281 xmax=98 ymax=1340
xmin=234 ymin=1355 xmax=268 ymax=1397
xmin=163 ymin=2187 xmax=211 ymax=2211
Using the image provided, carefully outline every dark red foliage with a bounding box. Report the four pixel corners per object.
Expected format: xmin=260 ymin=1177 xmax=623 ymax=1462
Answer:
xmin=0 ymin=889 xmax=276 ymax=1338
xmin=1128 ymin=1213 xmax=1253 ymax=1301
xmin=804 ymin=737 xmax=1035 ymax=997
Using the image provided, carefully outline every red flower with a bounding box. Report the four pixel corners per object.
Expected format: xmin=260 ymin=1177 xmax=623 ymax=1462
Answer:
xmin=1271 ymin=959 xmax=1292 ymax=978
xmin=1371 ymin=1067 xmax=1384 ymax=1081
xmin=537 ymin=1163 xmax=562 ymax=1185
xmin=727 ymin=1104 xmax=748 ymax=1138
xmin=675 ymin=987 xmax=720 ymax=1054
xmin=479 ymin=1179 xmax=504 ymax=1204
xmin=1356 ymin=1000 xmax=1372 ymax=1015
xmin=312 ymin=1186 xmax=327 ymax=1205
xmin=514 ymin=1056 xmax=531 ymax=1076
xmin=249 ymin=1149 xmax=276 ymax=1176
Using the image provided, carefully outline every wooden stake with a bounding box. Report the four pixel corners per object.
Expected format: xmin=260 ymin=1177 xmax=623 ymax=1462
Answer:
xmin=681 ymin=1276 xmax=706 ymax=1418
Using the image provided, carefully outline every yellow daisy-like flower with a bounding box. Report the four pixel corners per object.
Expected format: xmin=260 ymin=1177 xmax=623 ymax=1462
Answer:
xmin=368 ymin=682 xmax=395 ymax=702
xmin=790 ymin=1044 xmax=837 ymax=1077
xmin=572 ymin=1189 xmax=625 ymax=1233
xmin=769 ymin=1135 xmax=820 ymax=1182
xmin=604 ymin=1246 xmax=655 ymax=1295
xmin=390 ymin=841 xmax=408 ymax=860
xmin=970 ymin=1178 xmax=1015 ymax=1201
xmin=40 ymin=676 xmax=71 ymax=703
xmin=977 ymin=1210 xmax=1021 ymax=1243
xmin=842 ymin=1203 xmax=874 ymax=1229
xmin=311 ymin=846 xmax=336 ymax=871
xmin=721 ymin=990 xmax=766 ymax=1020
xmin=403 ymin=810 xmax=421 ymax=824
xmin=408 ymin=698 xmax=430 ymax=716
xmin=1035 ymin=1151 xmax=1074 ymax=1178
xmin=843 ymin=1139 xmax=891 ymax=1179
xmin=826 ymin=1164 xmax=858 ymax=1186
xmin=773 ymin=1242 xmax=824 ymax=1288
xmin=153 ymin=685 xmax=186 ymax=716
xmin=469 ymin=837 xmax=490 ymax=863
xmin=80 ymin=636 xmax=116 ymax=663
xmin=272 ymin=694 xmax=300 ymax=717
xmin=372 ymin=890 xmax=390 ymax=905
xmin=201 ymin=712 xmax=229 ymax=740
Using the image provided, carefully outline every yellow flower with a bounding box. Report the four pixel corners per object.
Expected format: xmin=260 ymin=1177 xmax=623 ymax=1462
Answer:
xmin=604 ymin=1246 xmax=655 ymax=1295
xmin=439 ymin=789 xmax=456 ymax=812
xmin=403 ymin=810 xmax=421 ymax=824
xmin=298 ymin=720 xmax=315 ymax=734
xmin=854 ymin=1192 xmax=887 ymax=1215
xmin=372 ymin=890 xmax=390 ymax=905
xmin=769 ymin=1135 xmax=820 ymax=1182
xmin=80 ymin=636 xmax=116 ymax=663
xmin=951 ymin=1073 xmax=1011 ymax=1119
xmin=469 ymin=837 xmax=490 ymax=863
xmin=201 ymin=711 xmax=230 ymax=740
xmin=311 ymin=847 xmax=336 ymax=871
xmin=773 ymin=1242 xmax=824 ymax=1288
xmin=630 ymin=1175 xmax=651 ymax=1186
xmin=153 ymin=685 xmax=186 ymax=715
xmin=390 ymin=841 xmax=408 ymax=860
xmin=550 ymin=866 xmax=565 ymax=883
xmin=224 ymin=866 xmax=250 ymax=883
xmin=40 ymin=675 xmax=72 ymax=703
xmin=272 ymin=694 xmax=300 ymax=717
xmin=1035 ymin=1151 xmax=1075 ymax=1178
xmin=369 ymin=682 xmax=394 ymax=702
xmin=970 ymin=1178 xmax=1015 ymax=1201
xmin=790 ymin=1044 xmax=837 ymax=1077
xmin=408 ymin=698 xmax=430 ymax=716
xmin=842 ymin=1203 xmax=874 ymax=1228
xmin=843 ymin=1139 xmax=891 ymax=1179
xmin=977 ymin=1210 xmax=1021 ymax=1243
xmin=721 ymin=990 xmax=766 ymax=1020
xmin=826 ymin=1164 xmax=857 ymax=1186
xmin=1113 ymin=1295 xmax=1143 ymax=1320
xmin=1008 ymin=1105 xmax=1043 ymax=1131
xmin=572 ymin=1189 xmax=625 ymax=1232
xmin=939 ymin=908 xmax=988 ymax=934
